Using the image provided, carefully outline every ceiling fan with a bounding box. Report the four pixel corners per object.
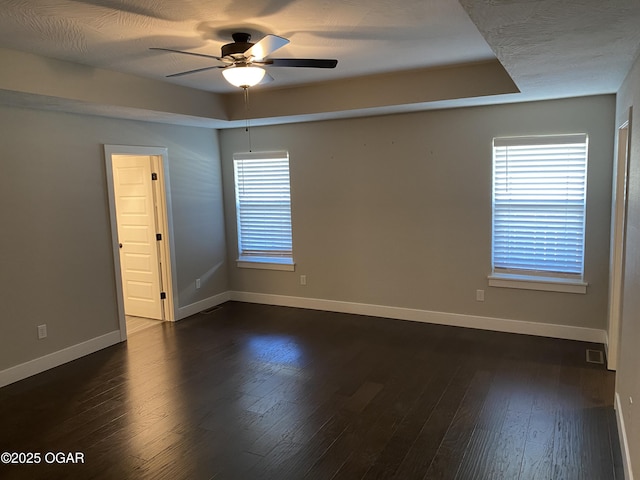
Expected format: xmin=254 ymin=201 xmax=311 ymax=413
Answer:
xmin=151 ymin=32 xmax=338 ymax=88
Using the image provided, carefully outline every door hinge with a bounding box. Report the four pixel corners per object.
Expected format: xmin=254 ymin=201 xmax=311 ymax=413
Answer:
xmin=160 ymin=292 xmax=166 ymax=300
xmin=156 ymin=233 xmax=162 ymax=241
xmin=151 ymin=172 xmax=158 ymax=181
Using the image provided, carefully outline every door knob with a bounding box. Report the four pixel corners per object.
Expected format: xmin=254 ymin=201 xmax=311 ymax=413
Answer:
xmin=119 ymin=243 xmax=123 ymax=248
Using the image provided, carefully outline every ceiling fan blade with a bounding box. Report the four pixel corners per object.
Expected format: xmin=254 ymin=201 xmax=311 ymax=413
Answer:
xmin=267 ymin=58 xmax=338 ymax=68
xmin=166 ymin=65 xmax=224 ymax=78
xmin=260 ymin=72 xmax=275 ymax=85
xmin=150 ymin=47 xmax=223 ymax=62
xmin=244 ymin=34 xmax=289 ymax=61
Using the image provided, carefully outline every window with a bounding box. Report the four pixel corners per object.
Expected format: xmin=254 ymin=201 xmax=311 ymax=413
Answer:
xmin=233 ymin=151 xmax=294 ymax=271
xmin=489 ymin=134 xmax=588 ymax=293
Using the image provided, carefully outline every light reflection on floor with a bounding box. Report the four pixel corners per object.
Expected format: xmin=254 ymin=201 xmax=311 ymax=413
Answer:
xmin=123 ymin=323 xmax=189 ymax=464
xmin=246 ymin=334 xmax=303 ymax=367
xmin=119 ymin=330 xmax=312 ymax=466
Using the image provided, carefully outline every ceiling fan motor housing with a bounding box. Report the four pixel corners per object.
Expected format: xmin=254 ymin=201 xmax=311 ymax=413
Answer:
xmin=222 ymin=33 xmax=254 ymax=58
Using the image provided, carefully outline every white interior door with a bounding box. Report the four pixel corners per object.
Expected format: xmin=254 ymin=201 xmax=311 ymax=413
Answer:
xmin=112 ymin=155 xmax=163 ymax=320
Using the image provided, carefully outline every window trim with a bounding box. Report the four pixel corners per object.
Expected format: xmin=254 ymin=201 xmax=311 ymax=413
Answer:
xmin=488 ymin=272 xmax=587 ymax=294
xmin=489 ymin=134 xmax=589 ymax=294
xmin=236 ymin=256 xmax=295 ymax=271
xmin=233 ymin=151 xmax=294 ymax=270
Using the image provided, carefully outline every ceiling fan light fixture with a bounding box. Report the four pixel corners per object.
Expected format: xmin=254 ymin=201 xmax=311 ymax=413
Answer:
xmin=222 ymin=65 xmax=266 ymax=88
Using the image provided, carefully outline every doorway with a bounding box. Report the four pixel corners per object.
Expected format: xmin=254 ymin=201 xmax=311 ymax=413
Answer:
xmin=607 ymin=110 xmax=632 ymax=371
xmin=105 ymin=145 xmax=177 ymax=341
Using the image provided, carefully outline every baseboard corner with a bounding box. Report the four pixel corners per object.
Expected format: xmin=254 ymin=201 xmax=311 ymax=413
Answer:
xmin=176 ymin=291 xmax=232 ymax=321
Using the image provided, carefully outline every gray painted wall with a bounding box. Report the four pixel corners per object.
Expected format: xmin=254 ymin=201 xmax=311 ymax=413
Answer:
xmin=0 ymin=83 xmax=629 ymax=466
xmin=615 ymin=51 xmax=640 ymax=476
xmin=0 ymin=105 xmax=227 ymax=370
xmin=220 ymin=96 xmax=614 ymax=330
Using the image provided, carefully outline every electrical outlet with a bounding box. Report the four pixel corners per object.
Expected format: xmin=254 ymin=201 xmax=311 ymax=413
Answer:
xmin=195 ymin=278 xmax=201 ymax=289
xmin=37 ymin=324 xmax=47 ymax=339
xmin=300 ymin=275 xmax=307 ymax=286
xmin=476 ymin=289 xmax=485 ymax=302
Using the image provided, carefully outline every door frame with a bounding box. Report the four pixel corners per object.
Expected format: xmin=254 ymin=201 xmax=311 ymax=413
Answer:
xmin=607 ymin=108 xmax=632 ymax=370
xmin=105 ymin=145 xmax=177 ymax=341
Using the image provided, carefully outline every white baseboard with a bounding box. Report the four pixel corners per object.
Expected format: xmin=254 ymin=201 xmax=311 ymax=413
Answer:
xmin=176 ymin=291 xmax=232 ymax=321
xmin=0 ymin=291 xmax=607 ymax=389
xmin=229 ymin=291 xmax=607 ymax=344
xmin=0 ymin=330 xmax=122 ymax=388
xmin=615 ymin=392 xmax=635 ymax=480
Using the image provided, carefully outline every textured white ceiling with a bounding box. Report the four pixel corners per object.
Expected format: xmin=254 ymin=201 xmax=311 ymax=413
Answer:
xmin=0 ymin=0 xmax=495 ymax=93
xmin=460 ymin=0 xmax=640 ymax=99
xmin=0 ymin=0 xmax=639 ymax=124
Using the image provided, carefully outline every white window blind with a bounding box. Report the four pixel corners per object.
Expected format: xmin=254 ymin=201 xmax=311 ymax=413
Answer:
xmin=492 ymin=134 xmax=588 ymax=278
xmin=233 ymin=151 xmax=293 ymax=260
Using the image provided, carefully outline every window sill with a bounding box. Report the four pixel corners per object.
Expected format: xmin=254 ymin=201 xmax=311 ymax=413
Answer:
xmin=236 ymin=257 xmax=295 ymax=271
xmin=488 ymin=273 xmax=587 ymax=294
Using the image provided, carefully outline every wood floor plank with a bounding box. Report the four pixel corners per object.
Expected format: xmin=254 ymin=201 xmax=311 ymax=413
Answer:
xmin=315 ymin=364 xmax=425 ymax=480
xmin=519 ymin=435 xmax=555 ymax=480
xmin=361 ymin=357 xmax=459 ymax=479
xmin=487 ymin=408 xmax=529 ymax=479
xmin=454 ymin=427 xmax=502 ymax=480
xmin=423 ymin=369 xmax=494 ymax=480
xmin=392 ymin=366 xmax=471 ymax=479
xmin=256 ymin=408 xmax=352 ymax=479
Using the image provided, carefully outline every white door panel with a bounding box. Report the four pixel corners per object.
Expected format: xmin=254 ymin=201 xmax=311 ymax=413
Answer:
xmin=112 ymin=156 xmax=163 ymax=320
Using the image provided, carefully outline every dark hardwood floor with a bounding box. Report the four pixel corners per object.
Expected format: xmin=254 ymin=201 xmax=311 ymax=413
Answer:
xmin=0 ymin=302 xmax=623 ymax=479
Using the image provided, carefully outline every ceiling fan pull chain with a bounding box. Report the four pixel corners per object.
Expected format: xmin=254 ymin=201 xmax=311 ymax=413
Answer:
xmin=244 ymin=86 xmax=252 ymax=152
